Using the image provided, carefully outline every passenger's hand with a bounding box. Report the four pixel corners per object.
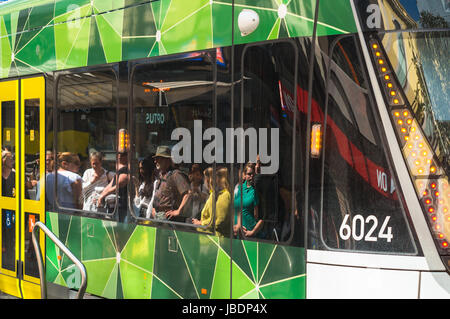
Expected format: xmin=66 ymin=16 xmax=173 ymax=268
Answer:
xmin=233 ymin=224 xmax=240 ymax=236
xmin=242 ymin=226 xmax=254 ymax=237
xmin=165 ymin=209 xmax=180 ymax=219
xmin=191 ymin=218 xmax=201 ymax=225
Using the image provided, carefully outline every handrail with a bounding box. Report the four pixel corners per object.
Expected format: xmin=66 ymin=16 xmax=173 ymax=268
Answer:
xmin=31 ymin=221 xmax=87 ymax=299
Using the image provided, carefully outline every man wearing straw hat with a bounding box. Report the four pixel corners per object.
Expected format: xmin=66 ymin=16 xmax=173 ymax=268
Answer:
xmin=151 ymin=145 xmax=190 ymax=222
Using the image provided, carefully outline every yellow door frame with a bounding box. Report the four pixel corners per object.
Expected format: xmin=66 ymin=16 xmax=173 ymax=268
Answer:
xmin=0 ymin=77 xmax=45 ymax=299
xmin=0 ymin=80 xmax=20 ymax=297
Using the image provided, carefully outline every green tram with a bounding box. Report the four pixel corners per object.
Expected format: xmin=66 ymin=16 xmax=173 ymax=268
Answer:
xmin=0 ymin=0 xmax=449 ymax=299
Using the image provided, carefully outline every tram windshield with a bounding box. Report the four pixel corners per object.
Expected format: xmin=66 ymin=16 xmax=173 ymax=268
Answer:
xmin=381 ymin=30 xmax=449 ymax=175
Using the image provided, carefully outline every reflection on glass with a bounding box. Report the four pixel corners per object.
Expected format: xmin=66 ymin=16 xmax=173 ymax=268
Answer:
xmin=24 ymin=99 xmax=40 ymax=200
xmin=386 ymin=31 xmax=449 ymax=174
xmin=2 ymin=101 xmax=15 ymax=198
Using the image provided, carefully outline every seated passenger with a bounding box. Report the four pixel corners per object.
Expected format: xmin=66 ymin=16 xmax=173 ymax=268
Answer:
xmin=133 ymin=157 xmax=158 ymax=218
xmin=233 ymin=162 xmax=263 ymax=238
xmin=46 ymin=152 xmax=82 ymax=210
xmin=96 ymin=151 xmax=129 ymax=222
xmin=151 ymin=145 xmax=190 ymax=222
xmin=2 ymin=150 xmax=15 ymax=197
xmin=183 ymin=164 xmax=209 ymax=222
xmin=192 ymin=167 xmax=231 ymax=237
xmin=81 ymin=151 xmax=115 ymax=211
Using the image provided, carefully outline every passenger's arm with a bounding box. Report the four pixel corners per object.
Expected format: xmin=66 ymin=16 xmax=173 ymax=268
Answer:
xmin=242 ymin=206 xmax=263 ymax=237
xmin=166 ymin=192 xmax=189 ymax=219
xmin=71 ymin=179 xmax=83 ymax=209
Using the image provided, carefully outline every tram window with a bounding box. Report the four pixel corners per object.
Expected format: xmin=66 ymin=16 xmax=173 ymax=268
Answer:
xmin=2 ymin=101 xmax=15 ymax=198
xmin=24 ymin=99 xmax=40 ymax=200
xmin=318 ymin=36 xmax=416 ymax=253
xmin=54 ymin=70 xmax=118 ymax=216
xmin=234 ymin=41 xmax=304 ymax=246
xmin=131 ymin=51 xmax=222 ymax=233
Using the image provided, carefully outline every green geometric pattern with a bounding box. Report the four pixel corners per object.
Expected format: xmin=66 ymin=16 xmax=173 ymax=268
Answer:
xmin=0 ymin=0 xmax=357 ymax=78
xmin=46 ymin=212 xmax=305 ymax=299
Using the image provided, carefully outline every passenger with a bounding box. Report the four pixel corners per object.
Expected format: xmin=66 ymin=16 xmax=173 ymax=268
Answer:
xmin=2 ymin=150 xmax=15 ymax=197
xmin=45 ymin=150 xmax=54 ymax=173
xmin=151 ymin=145 xmax=190 ymax=222
xmin=133 ymin=157 xmax=158 ymax=218
xmin=46 ymin=152 xmax=82 ymax=209
xmin=81 ymin=151 xmax=115 ymax=211
xmin=183 ymin=164 xmax=209 ymax=222
xmin=233 ymin=162 xmax=263 ymax=238
xmin=96 ymin=151 xmax=129 ymax=222
xmin=192 ymin=167 xmax=231 ymax=237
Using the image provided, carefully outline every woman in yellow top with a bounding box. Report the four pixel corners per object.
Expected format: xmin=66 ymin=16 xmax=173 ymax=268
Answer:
xmin=192 ymin=167 xmax=231 ymax=237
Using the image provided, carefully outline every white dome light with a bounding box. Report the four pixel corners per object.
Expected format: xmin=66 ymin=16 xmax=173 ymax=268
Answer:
xmin=238 ymin=9 xmax=260 ymax=36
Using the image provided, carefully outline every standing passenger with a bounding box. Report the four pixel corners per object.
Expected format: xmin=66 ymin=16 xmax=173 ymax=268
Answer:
xmin=233 ymin=162 xmax=263 ymax=238
xmin=151 ymin=145 xmax=190 ymax=222
xmin=183 ymin=164 xmax=209 ymax=222
xmin=46 ymin=152 xmax=82 ymax=209
xmin=2 ymin=150 xmax=15 ymax=197
xmin=81 ymin=151 xmax=115 ymax=211
xmin=96 ymin=151 xmax=129 ymax=222
xmin=133 ymin=157 xmax=157 ymax=218
xmin=192 ymin=167 xmax=231 ymax=237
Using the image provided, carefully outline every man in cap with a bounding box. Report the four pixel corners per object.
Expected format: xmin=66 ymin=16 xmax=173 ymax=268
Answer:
xmin=151 ymin=145 xmax=190 ymax=222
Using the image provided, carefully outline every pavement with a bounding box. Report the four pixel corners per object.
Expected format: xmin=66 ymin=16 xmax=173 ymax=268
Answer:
xmin=0 ymin=291 xmax=19 ymax=299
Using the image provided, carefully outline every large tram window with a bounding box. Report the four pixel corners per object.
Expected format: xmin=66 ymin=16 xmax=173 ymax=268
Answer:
xmin=318 ymin=36 xmax=416 ymax=253
xmin=2 ymin=101 xmax=15 ymax=198
xmin=234 ymin=41 xmax=304 ymax=246
xmin=131 ymin=51 xmax=225 ymax=233
xmin=54 ymin=70 xmax=118 ymax=217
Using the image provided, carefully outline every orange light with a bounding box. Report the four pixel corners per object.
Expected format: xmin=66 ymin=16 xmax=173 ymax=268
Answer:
xmin=428 ymin=207 xmax=435 ymax=213
xmin=311 ymin=124 xmax=322 ymax=158
xmin=431 ymin=183 xmax=436 ymax=189
xmin=118 ymin=129 xmax=129 ymax=153
xmin=407 ymin=119 xmax=412 ymax=125
xmin=387 ymin=83 xmax=393 ymax=88
xmin=442 ymin=241 xmax=449 ymax=248
xmin=376 ymin=51 xmax=381 ymax=57
xmin=425 ymin=198 xmax=431 ymax=204
xmin=401 ymin=128 xmax=407 ymax=133
xmin=403 ymin=111 xmax=409 ymax=116
xmin=378 ymin=59 xmax=384 ymax=65
xmin=201 ymin=288 xmax=207 ymax=295
xmin=430 ymin=166 xmax=436 ymax=173
xmin=390 ymin=90 xmax=397 ymax=96
xmin=384 ymin=75 xmax=390 ymax=80
xmin=435 ymin=191 xmax=440 ymax=197
xmin=372 ymin=43 xmax=378 ymax=49
xmin=394 ymin=111 xmax=400 ymax=117
xmin=438 ymin=233 xmax=444 ymax=239
xmin=393 ymin=98 xmax=399 ymax=104
xmin=432 ymin=215 xmax=437 ymax=222
xmin=381 ymin=67 xmax=387 ymax=72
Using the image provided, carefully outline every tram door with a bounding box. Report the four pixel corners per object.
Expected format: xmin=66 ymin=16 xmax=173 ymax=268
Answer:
xmin=0 ymin=77 xmax=46 ymax=298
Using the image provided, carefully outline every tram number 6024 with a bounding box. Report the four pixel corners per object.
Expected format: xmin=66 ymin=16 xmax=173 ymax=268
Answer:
xmin=339 ymin=214 xmax=393 ymax=242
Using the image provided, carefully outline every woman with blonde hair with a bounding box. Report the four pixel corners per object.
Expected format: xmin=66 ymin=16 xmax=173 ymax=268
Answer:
xmin=192 ymin=167 xmax=231 ymax=237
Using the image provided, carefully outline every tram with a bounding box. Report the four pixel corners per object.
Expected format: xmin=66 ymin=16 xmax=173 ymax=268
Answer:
xmin=0 ymin=0 xmax=448 ymax=299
